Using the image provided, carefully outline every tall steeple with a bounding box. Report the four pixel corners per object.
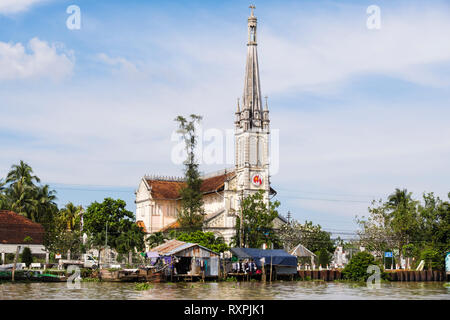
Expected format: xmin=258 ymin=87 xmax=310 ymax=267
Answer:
xmin=241 ymin=5 xmax=264 ymax=129
xmin=235 ymin=5 xmax=270 ymax=201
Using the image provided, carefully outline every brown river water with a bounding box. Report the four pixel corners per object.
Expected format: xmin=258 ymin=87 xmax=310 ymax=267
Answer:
xmin=0 ymin=281 xmax=449 ymax=300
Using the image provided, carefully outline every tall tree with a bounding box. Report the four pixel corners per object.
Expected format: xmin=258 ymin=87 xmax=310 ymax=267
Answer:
xmin=34 ymin=184 xmax=58 ymax=223
xmin=6 ymin=160 xmax=40 ymax=186
xmin=233 ymin=190 xmax=281 ymax=248
xmin=174 ymin=114 xmax=204 ymax=231
xmin=60 ymin=202 xmax=83 ymax=231
xmin=278 ymin=219 xmax=335 ymax=264
xmin=83 ymin=198 xmax=145 ymax=264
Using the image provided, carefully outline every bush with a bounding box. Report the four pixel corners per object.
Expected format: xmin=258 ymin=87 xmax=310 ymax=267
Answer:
xmin=21 ymin=247 xmax=33 ymax=267
xmin=317 ymin=248 xmax=331 ymax=267
xmin=342 ymin=251 xmax=384 ymax=282
xmin=420 ymin=248 xmax=443 ymax=270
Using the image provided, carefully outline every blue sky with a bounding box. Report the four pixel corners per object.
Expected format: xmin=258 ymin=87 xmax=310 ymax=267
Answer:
xmin=1 ymin=0 xmax=450 ymax=236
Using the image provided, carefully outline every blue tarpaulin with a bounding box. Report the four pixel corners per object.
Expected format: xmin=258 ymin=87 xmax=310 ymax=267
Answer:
xmin=230 ymin=248 xmax=297 ymax=268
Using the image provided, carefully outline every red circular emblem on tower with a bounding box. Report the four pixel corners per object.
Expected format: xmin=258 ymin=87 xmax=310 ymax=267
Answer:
xmin=251 ymin=174 xmax=263 ymax=187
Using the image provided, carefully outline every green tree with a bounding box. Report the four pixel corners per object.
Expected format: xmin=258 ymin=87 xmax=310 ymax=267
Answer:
xmin=233 ymin=190 xmax=281 ymax=248
xmin=342 ymin=251 xmax=382 ymax=282
xmin=60 ymin=202 xmax=83 ymax=231
xmin=83 ymin=198 xmax=145 ymax=265
xmin=175 ymin=114 xmax=204 ymax=231
xmin=278 ymin=219 xmax=335 ymax=263
xmin=34 ymin=184 xmax=58 ymax=224
xmin=21 ymin=247 xmax=33 ymax=267
xmin=147 ymin=232 xmax=167 ymax=248
xmin=44 ymin=212 xmax=83 ymax=259
xmin=176 ymin=230 xmax=228 ymax=253
xmin=6 ymin=160 xmax=40 ymax=186
xmin=357 ymin=189 xmax=449 ymax=270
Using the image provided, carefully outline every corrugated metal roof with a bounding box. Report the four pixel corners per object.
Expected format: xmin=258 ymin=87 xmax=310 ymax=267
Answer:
xmin=290 ymin=243 xmax=316 ymax=257
xmin=150 ymin=239 xmax=218 ymax=257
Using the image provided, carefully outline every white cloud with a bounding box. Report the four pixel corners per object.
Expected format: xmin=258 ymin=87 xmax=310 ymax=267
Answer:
xmin=260 ymin=6 xmax=450 ymax=94
xmin=0 ymin=0 xmax=46 ymax=14
xmin=97 ymin=53 xmax=140 ymax=77
xmin=0 ymin=38 xmax=74 ymax=80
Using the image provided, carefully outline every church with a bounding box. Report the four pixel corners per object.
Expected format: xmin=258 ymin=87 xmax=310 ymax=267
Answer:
xmin=135 ymin=7 xmax=286 ymax=245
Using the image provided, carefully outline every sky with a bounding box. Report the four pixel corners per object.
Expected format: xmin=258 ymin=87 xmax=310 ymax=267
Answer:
xmin=1 ymin=0 xmax=449 ymax=236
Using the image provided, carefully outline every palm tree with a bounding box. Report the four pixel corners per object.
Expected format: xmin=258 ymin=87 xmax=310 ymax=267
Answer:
xmin=34 ymin=184 xmax=58 ymax=223
xmin=60 ymin=202 xmax=82 ymax=231
xmin=386 ymin=188 xmax=418 ymax=268
xmin=0 ymin=179 xmax=7 ymax=210
xmin=387 ymin=188 xmax=414 ymax=208
xmin=6 ymin=160 xmax=40 ymax=186
xmin=7 ymin=180 xmax=36 ymax=219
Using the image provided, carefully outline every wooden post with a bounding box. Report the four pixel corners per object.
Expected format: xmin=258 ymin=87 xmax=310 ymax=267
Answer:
xmin=222 ymin=258 xmax=226 ymax=280
xmin=269 ymin=256 xmax=273 ymax=283
xmin=171 ymin=255 xmax=173 ymax=282
xmin=262 ymin=261 xmax=266 ymax=283
xmin=11 ymin=245 xmax=21 ymax=282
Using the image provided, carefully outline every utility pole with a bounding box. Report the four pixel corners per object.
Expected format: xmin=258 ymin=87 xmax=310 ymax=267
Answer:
xmin=11 ymin=245 xmax=20 ymax=282
xmin=105 ymin=222 xmax=108 ymax=265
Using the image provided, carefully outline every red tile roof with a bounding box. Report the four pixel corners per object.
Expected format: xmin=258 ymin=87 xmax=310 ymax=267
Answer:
xmin=0 ymin=210 xmax=44 ymax=245
xmin=146 ymin=171 xmax=235 ymax=200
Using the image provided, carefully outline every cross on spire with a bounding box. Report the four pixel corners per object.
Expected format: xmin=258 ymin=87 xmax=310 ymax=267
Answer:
xmin=249 ymin=5 xmax=256 ymax=16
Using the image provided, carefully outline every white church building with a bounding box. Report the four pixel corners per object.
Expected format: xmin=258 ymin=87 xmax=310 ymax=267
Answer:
xmin=135 ymin=7 xmax=286 ymax=244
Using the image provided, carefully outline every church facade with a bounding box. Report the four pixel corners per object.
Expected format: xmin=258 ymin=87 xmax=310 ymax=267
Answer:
xmin=135 ymin=8 xmax=285 ymax=245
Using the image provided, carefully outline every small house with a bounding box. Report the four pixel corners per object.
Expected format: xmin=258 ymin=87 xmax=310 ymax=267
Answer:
xmin=150 ymin=239 xmax=220 ymax=277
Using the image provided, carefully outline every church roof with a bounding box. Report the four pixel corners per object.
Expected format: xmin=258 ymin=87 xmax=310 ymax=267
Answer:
xmin=0 ymin=210 xmax=44 ymax=245
xmin=145 ymin=171 xmax=236 ymax=200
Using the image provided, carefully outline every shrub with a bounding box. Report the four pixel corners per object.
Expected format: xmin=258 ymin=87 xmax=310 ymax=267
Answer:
xmin=21 ymin=247 xmax=33 ymax=267
xmin=342 ymin=251 xmax=383 ymax=282
xmin=420 ymin=248 xmax=443 ymax=270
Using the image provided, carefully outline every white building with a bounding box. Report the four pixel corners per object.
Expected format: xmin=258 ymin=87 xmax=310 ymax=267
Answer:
xmin=135 ymin=7 xmax=285 ymax=244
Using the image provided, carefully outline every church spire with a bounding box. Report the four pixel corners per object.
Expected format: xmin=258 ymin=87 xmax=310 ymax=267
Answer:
xmin=242 ymin=4 xmax=263 ymax=129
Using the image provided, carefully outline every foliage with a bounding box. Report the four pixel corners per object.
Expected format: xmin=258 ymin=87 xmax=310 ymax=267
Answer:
xmin=21 ymin=247 xmax=33 ymax=267
xmin=59 ymin=202 xmax=83 ymax=231
xmin=420 ymin=247 xmax=443 ymax=271
xmin=83 ymin=198 xmax=145 ymax=259
xmin=174 ymin=114 xmax=204 ymax=231
xmin=342 ymin=251 xmax=382 ymax=282
xmin=176 ymin=230 xmax=228 ymax=253
xmin=277 ymin=219 xmax=335 ymax=263
xmin=135 ymin=282 xmax=153 ymax=291
xmin=23 ymin=236 xmax=33 ymax=244
xmin=232 ymin=190 xmax=281 ymax=248
xmin=0 ymin=161 xmax=59 ymax=251
xmin=357 ymin=189 xmax=449 ymax=270
xmin=317 ymin=248 xmax=331 ymax=267
xmin=1 ymin=161 xmax=58 ymax=223
xmin=147 ymin=232 xmax=167 ymax=248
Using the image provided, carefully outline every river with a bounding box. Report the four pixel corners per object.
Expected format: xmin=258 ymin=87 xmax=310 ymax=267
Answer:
xmin=0 ymin=281 xmax=449 ymax=300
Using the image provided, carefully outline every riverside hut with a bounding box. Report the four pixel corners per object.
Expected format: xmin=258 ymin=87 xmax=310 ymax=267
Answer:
xmin=290 ymin=243 xmax=316 ymax=269
xmin=230 ymin=248 xmax=298 ymax=276
xmin=150 ymin=239 xmax=219 ymax=278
